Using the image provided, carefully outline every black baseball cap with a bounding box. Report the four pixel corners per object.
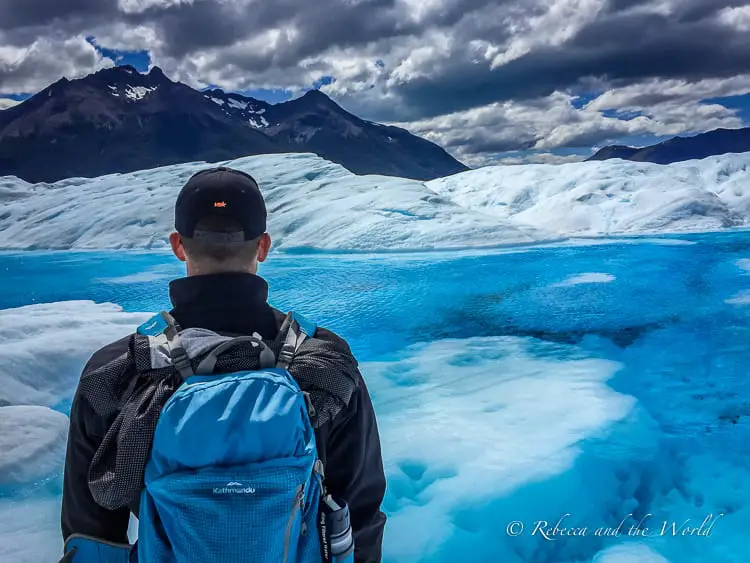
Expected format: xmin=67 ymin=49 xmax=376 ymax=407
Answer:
xmin=174 ymin=166 xmax=267 ymax=243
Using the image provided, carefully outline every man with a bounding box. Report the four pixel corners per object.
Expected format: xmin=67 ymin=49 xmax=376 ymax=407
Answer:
xmin=61 ymin=166 xmax=387 ymax=562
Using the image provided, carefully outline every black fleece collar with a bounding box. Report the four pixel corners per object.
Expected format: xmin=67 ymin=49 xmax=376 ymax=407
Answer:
xmin=168 ymin=272 xmax=279 ymax=338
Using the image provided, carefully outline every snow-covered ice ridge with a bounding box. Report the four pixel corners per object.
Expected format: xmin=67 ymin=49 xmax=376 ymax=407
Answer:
xmin=1 ymin=151 xmax=750 ymax=252
xmin=428 ymin=152 xmax=750 ymax=236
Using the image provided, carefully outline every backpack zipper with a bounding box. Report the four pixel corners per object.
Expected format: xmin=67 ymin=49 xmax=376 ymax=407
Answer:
xmin=283 ymin=484 xmax=305 ymax=563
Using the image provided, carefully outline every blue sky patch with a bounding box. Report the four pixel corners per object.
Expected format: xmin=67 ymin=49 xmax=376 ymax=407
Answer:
xmin=3 ymin=93 xmax=30 ymax=101
xmin=235 ymin=88 xmax=294 ymax=104
xmin=313 ymin=75 xmax=335 ymax=89
xmin=703 ymin=93 xmax=750 ymax=122
xmin=86 ymin=38 xmax=151 ymax=72
xmin=570 ymin=92 xmax=600 ymax=109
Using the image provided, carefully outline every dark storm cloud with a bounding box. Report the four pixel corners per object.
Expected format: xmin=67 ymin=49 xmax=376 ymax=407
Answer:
xmin=453 ymin=135 xmax=537 ymax=154
xmin=675 ymin=0 xmax=748 ymax=22
xmin=0 ymin=0 xmax=517 ymax=73
xmin=151 ymin=0 xmax=512 ymax=70
xmin=1 ymin=0 xmax=748 ymax=159
xmin=1 ymin=0 xmax=747 ymax=102
xmin=603 ymin=0 xmax=652 ymax=13
xmin=383 ymin=1 xmax=750 ymax=120
xmin=0 ymin=0 xmax=117 ymax=34
xmin=147 ymin=0 xmax=397 ymax=57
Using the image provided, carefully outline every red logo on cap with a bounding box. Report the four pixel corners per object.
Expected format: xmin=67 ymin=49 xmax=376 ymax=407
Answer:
xmin=214 ymin=201 xmax=227 ymax=208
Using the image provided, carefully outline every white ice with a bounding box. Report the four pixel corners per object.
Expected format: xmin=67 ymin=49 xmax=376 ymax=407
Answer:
xmin=736 ymin=259 xmax=750 ymax=272
xmin=725 ymin=290 xmax=750 ymax=305
xmin=0 ymin=301 xmax=151 ymax=406
xmin=364 ymin=336 xmax=656 ymax=563
xmin=0 ymin=406 xmax=68 ymax=486
xmin=0 ymin=153 xmax=541 ymax=251
xmin=427 ymin=152 xmax=750 ymax=238
xmin=592 ymin=543 xmax=671 ymax=563
xmin=2 ymin=152 xmax=750 ymax=251
xmin=0 ymin=302 xmax=150 ymax=563
xmin=553 ymin=273 xmax=616 ymax=287
xmin=0 ymin=496 xmax=65 ymax=563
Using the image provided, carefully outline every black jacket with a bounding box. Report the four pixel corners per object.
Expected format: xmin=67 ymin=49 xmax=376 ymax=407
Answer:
xmin=61 ymin=273 xmax=387 ymax=562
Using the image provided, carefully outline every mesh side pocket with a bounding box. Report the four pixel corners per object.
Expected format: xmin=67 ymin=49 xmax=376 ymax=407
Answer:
xmin=144 ymin=460 xmax=311 ymax=563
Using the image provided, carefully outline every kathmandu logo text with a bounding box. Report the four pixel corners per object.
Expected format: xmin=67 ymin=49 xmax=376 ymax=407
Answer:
xmin=213 ymin=482 xmax=256 ymax=495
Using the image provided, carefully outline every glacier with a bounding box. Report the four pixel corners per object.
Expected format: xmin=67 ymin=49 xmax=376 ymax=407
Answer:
xmin=1 ymin=152 xmax=750 ymax=251
xmin=427 ymin=153 xmax=750 ymax=237
xmin=1 ymin=152 xmax=750 ymax=562
xmin=0 ymin=406 xmax=69 ymax=486
xmin=1 ymin=230 xmax=749 ymax=563
xmin=0 ymin=301 xmax=151 ymax=407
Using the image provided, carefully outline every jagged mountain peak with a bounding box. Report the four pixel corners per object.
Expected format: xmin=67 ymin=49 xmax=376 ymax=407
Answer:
xmin=0 ymin=66 xmax=468 ymax=183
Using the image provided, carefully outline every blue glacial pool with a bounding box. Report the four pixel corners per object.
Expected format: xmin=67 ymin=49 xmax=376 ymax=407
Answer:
xmin=1 ymin=231 xmax=749 ymax=562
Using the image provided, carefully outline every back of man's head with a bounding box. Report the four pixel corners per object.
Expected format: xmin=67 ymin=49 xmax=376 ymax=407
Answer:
xmin=169 ymin=167 xmax=271 ymax=276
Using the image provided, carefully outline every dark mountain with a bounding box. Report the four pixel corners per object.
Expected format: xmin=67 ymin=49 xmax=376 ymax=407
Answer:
xmin=0 ymin=66 xmax=467 ymax=183
xmin=587 ymin=127 xmax=750 ymax=164
xmin=200 ymin=87 xmax=468 ymax=180
xmin=586 ymin=145 xmax=640 ymax=161
xmin=201 ymin=88 xmax=271 ymax=127
xmin=0 ymin=66 xmax=281 ymax=183
xmin=263 ymin=89 xmax=468 ymax=180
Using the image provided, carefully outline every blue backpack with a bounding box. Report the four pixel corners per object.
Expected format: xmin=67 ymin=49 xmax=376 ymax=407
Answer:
xmin=63 ymin=311 xmax=354 ymax=563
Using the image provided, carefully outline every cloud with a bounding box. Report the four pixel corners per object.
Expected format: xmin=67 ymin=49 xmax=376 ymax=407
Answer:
xmin=0 ymin=0 xmax=116 ymax=33
xmin=718 ymin=5 xmax=750 ymax=31
xmin=0 ymin=35 xmax=114 ymax=93
xmin=360 ymin=0 xmax=750 ymax=122
xmin=0 ymin=0 xmax=748 ymax=164
xmin=0 ymin=0 xmax=747 ymax=105
xmin=0 ymin=97 xmax=20 ymax=109
xmin=393 ymin=85 xmax=744 ymax=163
xmin=585 ymin=75 xmax=750 ymax=111
xmin=491 ymin=153 xmax=587 ymax=167
xmin=117 ymin=0 xmax=194 ymax=15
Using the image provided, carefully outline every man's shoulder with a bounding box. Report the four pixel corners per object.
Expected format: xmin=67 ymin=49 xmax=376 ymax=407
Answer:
xmin=271 ymin=307 xmax=357 ymax=361
xmin=82 ymin=334 xmax=133 ymax=378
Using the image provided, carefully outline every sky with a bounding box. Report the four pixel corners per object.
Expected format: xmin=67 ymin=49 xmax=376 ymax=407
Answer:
xmin=0 ymin=0 xmax=749 ymax=167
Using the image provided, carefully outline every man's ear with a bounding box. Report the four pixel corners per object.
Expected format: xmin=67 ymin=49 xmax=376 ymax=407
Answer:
xmin=256 ymin=232 xmax=272 ymax=263
xmin=169 ymin=232 xmax=187 ymax=262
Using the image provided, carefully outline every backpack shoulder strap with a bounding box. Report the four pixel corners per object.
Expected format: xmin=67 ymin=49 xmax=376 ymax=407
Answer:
xmin=135 ymin=311 xmax=194 ymax=380
xmin=276 ymin=311 xmax=317 ymax=371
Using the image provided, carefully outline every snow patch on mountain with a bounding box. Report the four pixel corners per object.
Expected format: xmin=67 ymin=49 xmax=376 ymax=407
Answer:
xmin=249 ymin=115 xmax=269 ymax=128
xmin=228 ymin=98 xmax=249 ymax=110
xmin=124 ymin=85 xmax=158 ymax=101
